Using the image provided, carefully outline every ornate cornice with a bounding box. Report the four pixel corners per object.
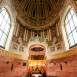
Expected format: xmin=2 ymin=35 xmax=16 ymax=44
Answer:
xmin=17 ymin=14 xmax=59 ymax=30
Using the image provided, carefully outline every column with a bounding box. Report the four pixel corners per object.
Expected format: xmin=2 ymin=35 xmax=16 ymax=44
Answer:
xmin=49 ymin=29 xmax=52 ymax=41
xmin=33 ymin=31 xmax=34 ymax=37
xmin=58 ymin=21 xmax=61 ymax=35
xmin=23 ymin=29 xmax=27 ymax=41
xmin=13 ymin=22 xmax=17 ymax=36
xmin=47 ymin=29 xmax=49 ymax=41
xmin=43 ymin=31 xmax=44 ymax=38
xmin=16 ymin=24 xmax=19 ymax=37
xmin=49 ymin=29 xmax=50 ymax=41
xmin=31 ymin=31 xmax=32 ymax=38
xmin=41 ymin=31 xmax=42 ymax=38
xmin=26 ymin=30 xmax=28 ymax=41
xmin=56 ymin=23 xmax=59 ymax=37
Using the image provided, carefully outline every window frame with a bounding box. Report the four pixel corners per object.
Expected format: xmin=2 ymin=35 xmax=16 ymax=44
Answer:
xmin=0 ymin=8 xmax=11 ymax=49
xmin=64 ymin=8 xmax=77 ymax=49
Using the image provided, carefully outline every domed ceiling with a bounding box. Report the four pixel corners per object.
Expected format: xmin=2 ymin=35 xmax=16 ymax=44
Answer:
xmin=12 ymin=0 xmax=65 ymax=30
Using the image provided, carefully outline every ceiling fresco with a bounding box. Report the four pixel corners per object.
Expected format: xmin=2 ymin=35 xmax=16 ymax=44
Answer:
xmin=12 ymin=0 xmax=65 ymax=30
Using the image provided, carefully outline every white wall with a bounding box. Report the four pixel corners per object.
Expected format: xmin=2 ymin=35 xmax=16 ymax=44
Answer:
xmin=59 ymin=0 xmax=76 ymax=50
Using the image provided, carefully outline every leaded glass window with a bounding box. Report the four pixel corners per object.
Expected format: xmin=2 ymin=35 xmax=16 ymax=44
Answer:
xmin=0 ymin=8 xmax=11 ymax=48
xmin=65 ymin=8 xmax=77 ymax=48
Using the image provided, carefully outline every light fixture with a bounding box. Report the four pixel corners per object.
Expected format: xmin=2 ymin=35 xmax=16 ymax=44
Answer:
xmin=64 ymin=60 xmax=68 ymax=64
xmin=43 ymin=64 xmax=45 ymax=66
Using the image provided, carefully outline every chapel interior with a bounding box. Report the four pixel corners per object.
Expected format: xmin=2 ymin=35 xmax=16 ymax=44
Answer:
xmin=0 ymin=0 xmax=77 ymax=77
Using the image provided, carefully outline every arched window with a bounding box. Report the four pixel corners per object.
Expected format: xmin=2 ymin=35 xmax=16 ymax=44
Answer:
xmin=0 ymin=8 xmax=11 ymax=48
xmin=65 ymin=8 xmax=77 ymax=48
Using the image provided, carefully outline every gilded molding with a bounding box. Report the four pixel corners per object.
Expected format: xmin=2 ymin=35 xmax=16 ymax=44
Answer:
xmin=0 ymin=48 xmax=28 ymax=60
xmin=17 ymin=14 xmax=59 ymax=30
xmin=47 ymin=47 xmax=77 ymax=60
xmin=0 ymin=47 xmax=77 ymax=60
